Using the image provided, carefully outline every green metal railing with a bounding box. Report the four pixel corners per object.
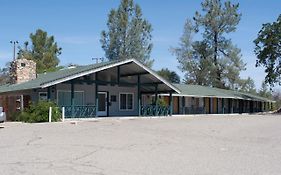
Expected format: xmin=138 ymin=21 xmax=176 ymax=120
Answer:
xmin=141 ymin=105 xmax=170 ymax=116
xmin=64 ymin=105 xmax=96 ymax=118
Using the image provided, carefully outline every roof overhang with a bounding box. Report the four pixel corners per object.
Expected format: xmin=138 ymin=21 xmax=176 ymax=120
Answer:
xmin=160 ymin=93 xmax=274 ymax=102
xmin=40 ymin=59 xmax=180 ymax=93
xmin=166 ymin=94 xmax=241 ymax=99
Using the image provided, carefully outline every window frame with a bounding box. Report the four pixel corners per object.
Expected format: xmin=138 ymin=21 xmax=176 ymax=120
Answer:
xmin=56 ymin=90 xmax=85 ymax=106
xmin=38 ymin=92 xmax=48 ymax=101
xmin=119 ymin=92 xmax=134 ymax=111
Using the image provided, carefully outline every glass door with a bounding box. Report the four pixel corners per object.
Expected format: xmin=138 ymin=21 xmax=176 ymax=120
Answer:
xmin=97 ymin=92 xmax=107 ymax=116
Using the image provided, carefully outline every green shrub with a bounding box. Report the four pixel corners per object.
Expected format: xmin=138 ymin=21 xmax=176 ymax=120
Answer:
xmin=16 ymin=101 xmax=61 ymax=123
xmin=10 ymin=111 xmax=21 ymax=121
xmin=156 ymin=98 xmax=168 ymax=107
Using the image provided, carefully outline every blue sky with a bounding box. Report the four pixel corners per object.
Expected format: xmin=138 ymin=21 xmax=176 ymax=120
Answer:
xmin=0 ymin=0 xmax=280 ymax=89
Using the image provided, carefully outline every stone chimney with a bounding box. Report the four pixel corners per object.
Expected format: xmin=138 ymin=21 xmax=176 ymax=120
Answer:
xmin=10 ymin=58 xmax=36 ymax=84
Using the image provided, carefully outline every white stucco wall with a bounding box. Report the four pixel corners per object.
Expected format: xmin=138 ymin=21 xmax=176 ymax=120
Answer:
xmin=98 ymin=85 xmax=138 ymax=116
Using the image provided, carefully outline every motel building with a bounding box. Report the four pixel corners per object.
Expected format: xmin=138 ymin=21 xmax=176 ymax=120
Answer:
xmin=0 ymin=58 xmax=275 ymax=120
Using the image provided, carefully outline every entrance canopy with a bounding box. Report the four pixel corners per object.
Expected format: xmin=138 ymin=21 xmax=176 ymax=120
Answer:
xmin=95 ymin=59 xmax=180 ymax=94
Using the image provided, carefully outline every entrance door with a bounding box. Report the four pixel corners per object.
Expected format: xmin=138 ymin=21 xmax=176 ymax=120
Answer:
xmin=173 ymin=97 xmax=179 ymax=114
xmin=97 ymin=92 xmax=107 ymax=116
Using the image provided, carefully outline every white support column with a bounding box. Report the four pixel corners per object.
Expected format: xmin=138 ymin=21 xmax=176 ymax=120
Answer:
xmin=49 ymin=107 xmax=52 ymax=123
xmin=62 ymin=107 xmax=65 ymax=122
xmin=20 ymin=95 xmax=24 ymax=111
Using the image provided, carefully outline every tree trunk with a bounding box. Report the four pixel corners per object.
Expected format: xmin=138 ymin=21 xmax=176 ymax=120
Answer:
xmin=214 ymin=32 xmax=222 ymax=88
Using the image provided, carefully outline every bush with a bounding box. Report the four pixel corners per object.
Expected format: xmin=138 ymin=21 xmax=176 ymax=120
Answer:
xmin=156 ymin=98 xmax=168 ymax=107
xmin=16 ymin=101 xmax=61 ymax=123
xmin=10 ymin=111 xmax=21 ymax=121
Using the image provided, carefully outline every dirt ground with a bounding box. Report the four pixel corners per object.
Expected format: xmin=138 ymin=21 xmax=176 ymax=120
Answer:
xmin=0 ymin=114 xmax=281 ymax=175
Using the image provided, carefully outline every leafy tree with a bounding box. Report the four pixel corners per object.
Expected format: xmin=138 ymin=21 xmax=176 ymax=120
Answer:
xmin=272 ymin=90 xmax=281 ymax=110
xmin=18 ymin=29 xmax=62 ymax=73
xmin=254 ymin=14 xmax=281 ymax=87
xmin=236 ymin=77 xmax=257 ymax=94
xmin=258 ymin=81 xmax=272 ymax=99
xmin=100 ymin=0 xmax=153 ymax=67
xmin=157 ymin=68 xmax=180 ymax=83
xmin=172 ymin=0 xmax=246 ymax=89
xmin=0 ymin=62 xmax=10 ymax=85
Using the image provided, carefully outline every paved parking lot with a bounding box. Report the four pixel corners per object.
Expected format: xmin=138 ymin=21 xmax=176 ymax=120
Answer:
xmin=1 ymin=114 xmax=281 ymax=175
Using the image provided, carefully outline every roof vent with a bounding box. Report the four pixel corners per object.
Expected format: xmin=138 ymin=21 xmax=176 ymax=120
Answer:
xmin=60 ymin=65 xmax=77 ymax=71
xmin=67 ymin=66 xmax=76 ymax=69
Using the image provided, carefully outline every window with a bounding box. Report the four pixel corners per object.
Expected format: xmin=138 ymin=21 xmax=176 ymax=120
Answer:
xmin=119 ymin=93 xmax=133 ymax=110
xmin=57 ymin=91 xmax=84 ymax=106
xmin=39 ymin=92 xmax=47 ymax=101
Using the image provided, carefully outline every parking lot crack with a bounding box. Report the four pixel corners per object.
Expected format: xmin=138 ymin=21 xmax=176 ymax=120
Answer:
xmin=26 ymin=132 xmax=42 ymax=146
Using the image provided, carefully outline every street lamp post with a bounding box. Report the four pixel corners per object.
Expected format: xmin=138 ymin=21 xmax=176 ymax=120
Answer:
xmin=10 ymin=40 xmax=18 ymax=61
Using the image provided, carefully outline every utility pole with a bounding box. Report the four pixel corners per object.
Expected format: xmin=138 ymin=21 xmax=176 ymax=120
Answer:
xmin=10 ymin=40 xmax=19 ymax=61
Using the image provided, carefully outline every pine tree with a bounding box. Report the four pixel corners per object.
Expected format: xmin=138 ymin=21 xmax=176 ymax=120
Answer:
xmin=157 ymin=68 xmax=180 ymax=83
xmin=100 ymin=0 xmax=153 ymax=67
xmin=236 ymin=77 xmax=257 ymax=94
xmin=18 ymin=29 xmax=62 ymax=73
xmin=172 ymin=0 xmax=246 ymax=89
xmin=258 ymin=81 xmax=272 ymax=99
xmin=171 ymin=19 xmax=214 ymax=86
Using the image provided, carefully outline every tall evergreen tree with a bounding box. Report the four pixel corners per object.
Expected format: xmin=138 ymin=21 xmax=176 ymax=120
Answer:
xmin=172 ymin=0 xmax=246 ymax=89
xmin=272 ymin=90 xmax=281 ymax=110
xmin=258 ymin=81 xmax=272 ymax=99
xmin=100 ymin=0 xmax=153 ymax=67
xmin=157 ymin=68 xmax=180 ymax=83
xmin=18 ymin=29 xmax=62 ymax=73
xmin=236 ymin=77 xmax=257 ymax=94
xmin=171 ymin=19 xmax=214 ymax=86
